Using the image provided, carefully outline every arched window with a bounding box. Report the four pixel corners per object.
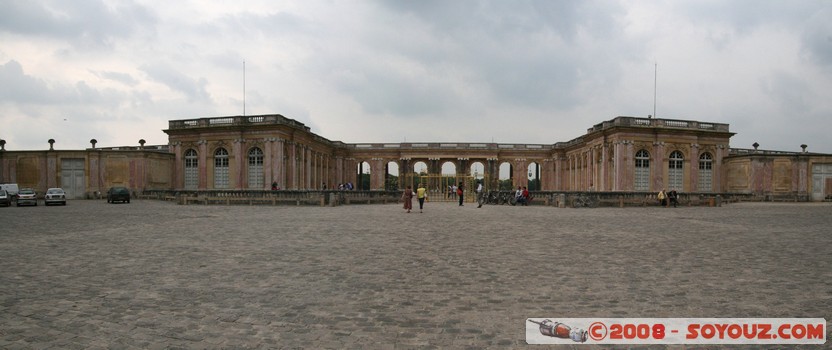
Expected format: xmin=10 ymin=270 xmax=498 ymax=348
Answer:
xmin=635 ymin=149 xmax=650 ymax=191
xmin=184 ymin=149 xmax=198 ymax=190
xmin=248 ymin=147 xmax=264 ymax=189
xmin=698 ymin=152 xmax=713 ymax=192
xmin=214 ymin=148 xmax=229 ymax=189
xmin=668 ymin=151 xmax=684 ymax=191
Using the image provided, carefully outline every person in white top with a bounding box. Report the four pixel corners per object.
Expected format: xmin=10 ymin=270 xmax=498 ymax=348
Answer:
xmin=476 ymin=181 xmax=484 ymax=208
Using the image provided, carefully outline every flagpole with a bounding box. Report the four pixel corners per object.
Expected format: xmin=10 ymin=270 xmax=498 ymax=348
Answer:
xmin=243 ymin=60 xmax=246 ymax=117
xmin=653 ymin=62 xmax=657 ymax=119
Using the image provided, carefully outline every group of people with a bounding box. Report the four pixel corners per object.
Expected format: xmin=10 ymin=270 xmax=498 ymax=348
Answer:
xmin=336 ymin=182 xmax=355 ymax=191
xmin=270 ymin=182 xmax=357 ymax=191
xmin=657 ymin=189 xmax=679 ymax=207
xmin=401 ymin=183 xmax=430 ymax=213
xmin=406 ymin=181 xmax=537 ymax=212
xmin=515 ymin=186 xmax=531 ymax=206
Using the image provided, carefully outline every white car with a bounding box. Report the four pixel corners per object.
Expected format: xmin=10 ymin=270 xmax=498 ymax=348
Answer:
xmin=16 ymin=188 xmax=37 ymax=206
xmin=44 ymin=188 xmax=67 ymax=206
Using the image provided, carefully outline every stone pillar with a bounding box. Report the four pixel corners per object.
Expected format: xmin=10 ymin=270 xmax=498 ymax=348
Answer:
xmin=689 ymin=143 xmax=699 ymax=192
xmin=652 ymin=142 xmax=665 ymax=191
xmin=198 ymin=140 xmax=208 ymax=190
xmin=276 ymin=138 xmax=285 ymax=189
xmin=602 ymin=144 xmax=609 ymax=191
xmin=171 ymin=142 xmax=182 ymax=190
xmin=589 ymin=149 xmax=595 ymax=190
xmin=335 ymin=156 xmax=344 ymax=186
xmin=89 ymin=148 xmax=100 ymax=193
xmin=797 ymin=156 xmax=809 ymax=196
xmin=289 ymin=142 xmax=297 ymax=190
xmin=714 ymin=145 xmax=725 ymax=192
xmin=46 ymin=151 xmax=57 ymax=189
xmin=234 ymin=139 xmax=246 ymax=190
xmin=263 ymin=138 xmax=273 ymax=188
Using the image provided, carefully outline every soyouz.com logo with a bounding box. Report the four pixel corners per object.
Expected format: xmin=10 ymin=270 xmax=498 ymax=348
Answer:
xmin=526 ymin=318 xmax=826 ymax=345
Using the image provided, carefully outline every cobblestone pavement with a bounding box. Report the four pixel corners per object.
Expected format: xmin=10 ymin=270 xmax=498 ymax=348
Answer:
xmin=1 ymin=200 xmax=830 ymax=349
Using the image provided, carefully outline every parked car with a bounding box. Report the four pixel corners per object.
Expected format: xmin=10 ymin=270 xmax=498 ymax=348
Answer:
xmin=107 ymin=187 xmax=130 ymax=204
xmin=44 ymin=188 xmax=67 ymax=206
xmin=16 ymin=188 xmax=37 ymax=206
xmin=0 ymin=183 xmax=19 ymax=200
xmin=0 ymin=189 xmax=10 ymax=207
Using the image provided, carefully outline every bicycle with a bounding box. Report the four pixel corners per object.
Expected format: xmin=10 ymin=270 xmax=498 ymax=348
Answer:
xmin=572 ymin=193 xmax=599 ymax=208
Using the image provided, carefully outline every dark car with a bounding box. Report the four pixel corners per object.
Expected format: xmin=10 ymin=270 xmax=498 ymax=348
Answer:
xmin=107 ymin=187 xmax=131 ymax=204
xmin=0 ymin=189 xmax=10 ymax=207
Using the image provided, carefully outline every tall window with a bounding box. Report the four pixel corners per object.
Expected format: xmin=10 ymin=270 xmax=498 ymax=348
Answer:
xmin=698 ymin=153 xmax=713 ymax=192
xmin=668 ymin=151 xmax=684 ymax=191
xmin=635 ymin=149 xmax=650 ymax=191
xmin=184 ymin=149 xmax=198 ymax=190
xmin=248 ymin=147 xmax=264 ymax=189
xmin=214 ymin=148 xmax=229 ymax=189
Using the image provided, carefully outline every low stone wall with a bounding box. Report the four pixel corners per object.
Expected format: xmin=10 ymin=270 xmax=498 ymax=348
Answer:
xmin=138 ymin=189 xmax=810 ymax=207
xmin=140 ymin=190 xmax=401 ymax=207
xmin=527 ymin=191 xmax=759 ymax=208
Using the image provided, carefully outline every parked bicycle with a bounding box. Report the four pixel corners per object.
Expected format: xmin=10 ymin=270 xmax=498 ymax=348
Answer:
xmin=572 ymin=193 xmax=599 ymax=208
xmin=482 ymin=190 xmax=516 ymax=205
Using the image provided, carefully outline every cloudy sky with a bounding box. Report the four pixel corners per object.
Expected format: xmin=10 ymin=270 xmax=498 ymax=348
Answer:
xmin=1 ymin=0 xmax=830 ymax=153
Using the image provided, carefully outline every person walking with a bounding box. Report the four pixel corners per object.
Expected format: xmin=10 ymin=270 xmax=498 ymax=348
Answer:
xmin=515 ymin=186 xmax=524 ymax=205
xmin=402 ymin=185 xmax=414 ymax=213
xmin=457 ymin=182 xmax=465 ymax=206
xmin=669 ymin=190 xmax=679 ymax=208
xmin=657 ymin=189 xmax=667 ymax=207
xmin=476 ymin=181 xmax=484 ymax=208
xmin=416 ymin=183 xmax=427 ymax=213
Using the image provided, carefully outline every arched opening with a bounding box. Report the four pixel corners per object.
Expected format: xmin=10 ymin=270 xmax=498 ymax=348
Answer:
xmin=413 ymin=161 xmax=428 ymax=189
xmin=214 ymin=148 xmax=229 ymax=189
xmin=635 ymin=149 xmax=650 ymax=191
xmin=248 ymin=147 xmax=264 ymax=189
xmin=668 ymin=151 xmax=684 ymax=191
xmin=527 ymin=162 xmax=540 ymax=191
xmin=386 ymin=161 xmax=399 ymax=191
xmin=470 ymin=161 xmax=485 ymax=180
xmin=499 ymin=162 xmax=513 ymax=190
xmin=357 ymin=161 xmax=371 ymax=190
xmin=441 ymin=161 xmax=458 ymax=199
xmin=184 ymin=149 xmax=198 ymax=190
xmin=698 ymin=152 xmax=713 ymax=192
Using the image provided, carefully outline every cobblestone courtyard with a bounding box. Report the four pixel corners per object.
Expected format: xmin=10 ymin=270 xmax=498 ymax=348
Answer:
xmin=1 ymin=200 xmax=830 ymax=349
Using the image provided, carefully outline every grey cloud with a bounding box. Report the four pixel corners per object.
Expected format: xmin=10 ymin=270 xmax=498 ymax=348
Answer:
xmin=92 ymin=70 xmax=139 ymax=86
xmin=140 ymin=63 xmax=212 ymax=103
xmin=0 ymin=0 xmax=156 ymax=48
xmin=328 ymin=62 xmax=457 ymax=116
xmin=801 ymin=6 xmax=832 ymax=67
xmin=0 ymin=60 xmax=129 ymax=108
xmin=193 ymin=10 xmax=314 ymax=42
xmin=0 ymin=60 xmax=56 ymax=104
xmin=312 ymin=0 xmax=629 ymax=116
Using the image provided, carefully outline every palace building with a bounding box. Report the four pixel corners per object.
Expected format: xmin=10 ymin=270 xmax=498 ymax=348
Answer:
xmin=1 ymin=114 xmax=831 ymax=201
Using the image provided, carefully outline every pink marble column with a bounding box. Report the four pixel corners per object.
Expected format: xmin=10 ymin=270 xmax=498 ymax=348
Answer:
xmin=198 ymin=140 xmax=208 ymax=190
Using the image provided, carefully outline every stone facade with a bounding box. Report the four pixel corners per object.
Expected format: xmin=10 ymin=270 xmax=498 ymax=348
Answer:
xmin=1 ymin=114 xmax=831 ymax=200
xmin=0 ymin=145 xmax=173 ymax=199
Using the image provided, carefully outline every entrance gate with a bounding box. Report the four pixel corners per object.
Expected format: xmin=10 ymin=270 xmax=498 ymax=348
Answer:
xmin=811 ymin=163 xmax=832 ymax=201
xmin=61 ymin=159 xmax=86 ymax=199
xmin=399 ymin=174 xmax=497 ymax=203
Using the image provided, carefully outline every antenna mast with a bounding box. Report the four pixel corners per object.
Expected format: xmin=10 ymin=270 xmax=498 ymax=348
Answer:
xmin=243 ymin=60 xmax=246 ymax=116
xmin=653 ymin=62 xmax=657 ymax=119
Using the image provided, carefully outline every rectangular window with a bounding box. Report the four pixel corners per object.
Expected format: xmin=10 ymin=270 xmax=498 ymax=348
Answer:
xmin=668 ymin=168 xmax=683 ymax=190
xmin=635 ymin=167 xmax=649 ymax=191
xmin=698 ymin=168 xmax=712 ymax=192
